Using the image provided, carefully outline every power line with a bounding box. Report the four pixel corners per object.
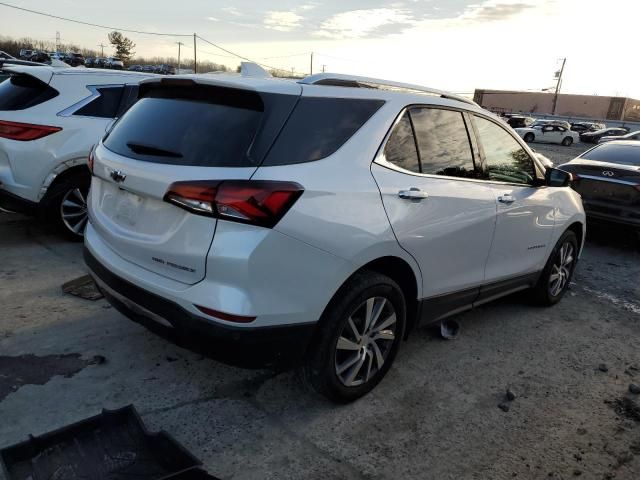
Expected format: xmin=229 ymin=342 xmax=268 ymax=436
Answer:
xmin=259 ymin=52 xmax=309 ymax=60
xmin=0 ymin=1 xmax=192 ymax=37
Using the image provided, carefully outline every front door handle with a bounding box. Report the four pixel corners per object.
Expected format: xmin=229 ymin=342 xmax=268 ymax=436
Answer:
xmin=398 ymin=188 xmax=429 ymax=200
xmin=497 ymin=193 xmax=515 ymax=204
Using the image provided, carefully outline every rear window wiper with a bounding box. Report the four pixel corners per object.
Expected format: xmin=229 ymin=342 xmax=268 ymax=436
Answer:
xmin=126 ymin=142 xmax=183 ymax=158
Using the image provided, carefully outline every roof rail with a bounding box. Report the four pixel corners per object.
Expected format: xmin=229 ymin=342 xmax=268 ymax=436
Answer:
xmin=299 ymin=73 xmax=477 ymax=106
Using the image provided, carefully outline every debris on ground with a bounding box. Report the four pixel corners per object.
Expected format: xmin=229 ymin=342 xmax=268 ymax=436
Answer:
xmin=506 ymin=388 xmax=517 ymax=401
xmin=61 ymin=274 xmax=104 ymax=301
xmin=607 ymin=397 xmax=640 ymax=422
xmin=629 ymin=384 xmax=640 ymax=395
xmin=598 ymin=364 xmax=609 ymax=373
xmin=498 ymin=402 xmax=510 ymax=412
xmin=0 ymin=405 xmax=220 ymax=480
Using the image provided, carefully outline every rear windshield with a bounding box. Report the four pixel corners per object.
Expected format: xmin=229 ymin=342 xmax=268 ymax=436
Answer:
xmin=104 ymin=85 xmax=274 ymax=167
xmin=263 ymin=97 xmax=384 ymax=166
xmin=581 ymin=144 xmax=640 ymax=166
xmin=0 ymin=74 xmax=58 ymax=110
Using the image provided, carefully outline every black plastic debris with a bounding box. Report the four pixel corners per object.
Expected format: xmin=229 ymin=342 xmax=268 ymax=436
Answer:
xmin=440 ymin=319 xmax=460 ymax=340
xmin=61 ymin=274 xmax=104 ymax=301
xmin=0 ymin=405 xmax=218 ymax=480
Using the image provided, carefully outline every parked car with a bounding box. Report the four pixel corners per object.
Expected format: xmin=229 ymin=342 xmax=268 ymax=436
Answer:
xmin=580 ymin=127 xmax=629 ymax=144
xmin=516 ymin=124 xmax=580 ymax=146
xmin=507 ymin=116 xmax=535 ymax=129
xmin=0 ymin=51 xmax=15 ymax=60
xmin=531 ymin=119 xmax=572 ymax=130
xmin=571 ymin=122 xmax=606 ymax=133
xmin=85 ymin=57 xmax=96 ymax=68
xmin=84 ymin=71 xmax=585 ymax=402
xmin=155 ymin=64 xmax=176 ymax=75
xmin=558 ymin=141 xmax=640 ymax=230
xmin=598 ymin=130 xmax=640 ymax=143
xmin=29 ymin=51 xmax=51 ymax=64
xmin=128 ymin=65 xmax=142 ymax=71
xmin=18 ymin=49 xmax=34 ymax=60
xmin=0 ymin=64 xmax=152 ymax=239
xmin=66 ymin=53 xmax=86 ymax=67
xmin=105 ymin=57 xmax=124 ymax=69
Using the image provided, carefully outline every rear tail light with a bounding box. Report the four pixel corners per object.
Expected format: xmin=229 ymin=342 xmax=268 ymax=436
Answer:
xmin=0 ymin=120 xmax=62 ymax=141
xmin=164 ymin=180 xmax=304 ymax=228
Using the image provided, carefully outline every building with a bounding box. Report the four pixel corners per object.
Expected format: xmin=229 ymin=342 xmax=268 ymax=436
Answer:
xmin=473 ymin=89 xmax=640 ymax=122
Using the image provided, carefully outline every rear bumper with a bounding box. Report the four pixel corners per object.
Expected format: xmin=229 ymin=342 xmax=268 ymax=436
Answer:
xmin=0 ymin=187 xmax=37 ymax=214
xmin=84 ymin=247 xmax=317 ymax=368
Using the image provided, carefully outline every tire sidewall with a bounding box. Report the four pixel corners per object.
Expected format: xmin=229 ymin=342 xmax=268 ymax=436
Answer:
xmin=308 ymin=273 xmax=406 ymax=402
xmin=538 ymin=231 xmax=578 ymax=305
xmin=524 ymin=133 xmax=534 ymax=143
xmin=44 ymin=171 xmax=91 ymax=241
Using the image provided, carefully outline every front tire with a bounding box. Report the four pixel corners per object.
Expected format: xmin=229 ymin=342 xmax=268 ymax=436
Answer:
xmin=561 ymin=137 xmax=574 ymax=146
xmin=524 ymin=133 xmax=535 ymax=143
xmin=531 ymin=230 xmax=578 ymax=306
xmin=304 ymin=272 xmax=406 ymax=403
xmin=44 ymin=171 xmax=91 ymax=241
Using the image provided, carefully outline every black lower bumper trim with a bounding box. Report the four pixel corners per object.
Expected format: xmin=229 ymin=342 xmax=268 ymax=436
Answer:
xmin=84 ymin=247 xmax=317 ymax=368
xmin=0 ymin=188 xmax=37 ymax=215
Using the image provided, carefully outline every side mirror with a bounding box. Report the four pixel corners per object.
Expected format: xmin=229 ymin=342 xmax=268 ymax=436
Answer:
xmin=545 ymin=167 xmax=572 ymax=187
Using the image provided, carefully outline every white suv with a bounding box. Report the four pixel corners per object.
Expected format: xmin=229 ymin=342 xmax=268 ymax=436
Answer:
xmin=85 ymin=73 xmax=585 ymax=402
xmin=0 ymin=64 xmax=152 ymax=238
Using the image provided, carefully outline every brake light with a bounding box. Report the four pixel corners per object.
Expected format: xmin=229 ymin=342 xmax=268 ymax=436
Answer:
xmin=0 ymin=120 xmax=62 ymax=141
xmin=164 ymin=180 xmax=304 ymax=228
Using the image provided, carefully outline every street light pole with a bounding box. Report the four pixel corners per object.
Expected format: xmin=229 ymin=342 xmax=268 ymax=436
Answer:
xmin=552 ymin=57 xmax=566 ymax=116
xmin=176 ymin=42 xmax=183 ymax=73
xmin=193 ymin=33 xmax=197 ymax=74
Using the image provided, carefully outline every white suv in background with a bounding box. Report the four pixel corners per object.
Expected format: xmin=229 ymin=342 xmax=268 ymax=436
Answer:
xmin=85 ymin=73 xmax=585 ymax=402
xmin=0 ymin=64 xmax=152 ymax=239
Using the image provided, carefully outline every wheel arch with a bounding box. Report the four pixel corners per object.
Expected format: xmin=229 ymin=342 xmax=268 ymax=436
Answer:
xmin=566 ymin=221 xmax=585 ymax=254
xmin=318 ymin=255 xmax=421 ymax=340
xmin=39 ymin=157 xmax=90 ymax=203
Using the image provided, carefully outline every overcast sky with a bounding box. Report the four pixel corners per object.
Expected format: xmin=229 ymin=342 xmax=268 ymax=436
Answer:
xmin=2 ymin=0 xmax=639 ymax=97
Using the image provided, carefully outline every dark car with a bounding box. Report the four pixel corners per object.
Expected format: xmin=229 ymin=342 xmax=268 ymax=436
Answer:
xmin=29 ymin=51 xmax=51 ymax=64
xmin=507 ymin=116 xmax=534 ymax=128
xmin=580 ymin=127 xmax=629 ymax=144
xmin=558 ymin=141 xmax=640 ymax=229
xmin=571 ymin=122 xmax=606 ymax=133
xmin=85 ymin=57 xmax=95 ymax=67
xmin=66 ymin=53 xmax=85 ymax=67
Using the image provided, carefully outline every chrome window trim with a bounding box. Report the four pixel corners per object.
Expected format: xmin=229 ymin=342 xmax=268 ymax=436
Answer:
xmin=57 ymin=84 xmax=123 ymax=118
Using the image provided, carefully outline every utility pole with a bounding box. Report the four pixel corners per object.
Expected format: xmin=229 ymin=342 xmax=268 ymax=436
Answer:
xmin=322 ymin=64 xmax=326 ymax=73
xmin=55 ymin=31 xmax=61 ymax=52
xmin=193 ymin=33 xmax=197 ymax=74
xmin=552 ymin=57 xmax=566 ymax=115
xmin=176 ymin=42 xmax=183 ymax=73
xmin=97 ymin=43 xmax=106 ymax=57
xmin=310 ymin=52 xmax=313 ymax=75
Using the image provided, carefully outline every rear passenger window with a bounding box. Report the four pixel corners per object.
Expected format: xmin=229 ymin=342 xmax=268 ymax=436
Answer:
xmin=74 ymin=86 xmax=124 ymax=118
xmin=382 ymin=112 xmax=420 ymax=173
xmin=263 ymin=97 xmax=384 ymax=165
xmin=0 ymin=74 xmax=58 ymax=111
xmin=409 ymin=108 xmax=476 ymax=178
xmin=474 ymin=115 xmax=535 ymax=185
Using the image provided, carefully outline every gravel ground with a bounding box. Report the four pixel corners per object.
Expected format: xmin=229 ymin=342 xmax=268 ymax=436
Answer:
xmin=531 ymin=141 xmax=592 ymax=166
xmin=1 ymin=207 xmax=639 ymax=480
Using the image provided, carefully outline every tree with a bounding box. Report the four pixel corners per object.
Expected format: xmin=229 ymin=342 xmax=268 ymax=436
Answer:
xmin=107 ymin=31 xmax=135 ymax=62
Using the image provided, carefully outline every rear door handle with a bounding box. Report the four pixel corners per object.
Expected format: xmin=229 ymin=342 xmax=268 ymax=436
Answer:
xmin=398 ymin=188 xmax=429 ymax=200
xmin=497 ymin=194 xmax=515 ymax=204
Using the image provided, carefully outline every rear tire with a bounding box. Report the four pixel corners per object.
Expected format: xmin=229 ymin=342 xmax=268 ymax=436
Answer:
xmin=531 ymin=230 xmax=578 ymax=306
xmin=524 ymin=133 xmax=535 ymax=143
xmin=304 ymin=271 xmax=406 ymax=403
xmin=561 ymin=137 xmax=573 ymax=146
xmin=43 ymin=171 xmax=91 ymax=241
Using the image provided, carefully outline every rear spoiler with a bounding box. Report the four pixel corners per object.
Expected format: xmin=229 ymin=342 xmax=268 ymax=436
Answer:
xmin=0 ymin=59 xmax=47 ymax=68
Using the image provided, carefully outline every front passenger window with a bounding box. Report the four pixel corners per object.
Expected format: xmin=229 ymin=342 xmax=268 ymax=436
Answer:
xmin=474 ymin=116 xmax=536 ymax=185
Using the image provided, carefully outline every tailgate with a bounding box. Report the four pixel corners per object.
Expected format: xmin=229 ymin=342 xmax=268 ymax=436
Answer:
xmin=88 ymin=78 xmax=301 ymax=285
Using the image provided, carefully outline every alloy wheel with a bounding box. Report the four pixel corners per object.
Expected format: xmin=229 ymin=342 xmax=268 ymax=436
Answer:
xmin=60 ymin=187 xmax=88 ymax=236
xmin=334 ymin=296 xmax=397 ymax=387
xmin=548 ymin=242 xmax=574 ymax=297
